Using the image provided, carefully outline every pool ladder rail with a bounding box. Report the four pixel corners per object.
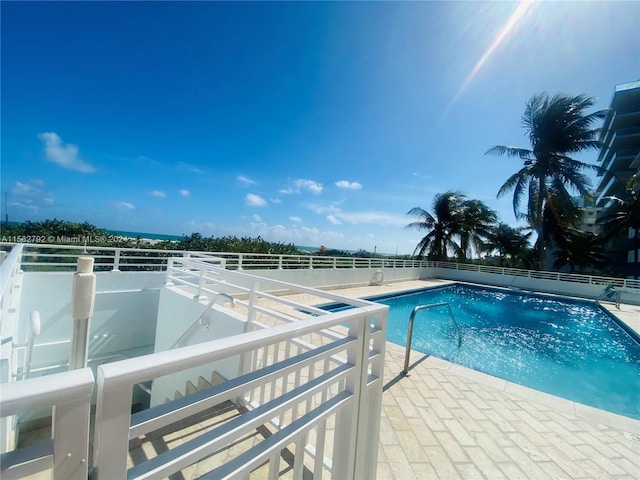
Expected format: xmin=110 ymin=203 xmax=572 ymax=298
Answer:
xmin=596 ymin=285 xmax=621 ymax=310
xmin=403 ymin=302 xmax=462 ymax=375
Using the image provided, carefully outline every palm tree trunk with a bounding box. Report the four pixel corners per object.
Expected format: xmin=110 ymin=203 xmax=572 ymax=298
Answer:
xmin=537 ymin=176 xmax=546 ymax=270
xmin=634 ymin=228 xmax=639 ymax=278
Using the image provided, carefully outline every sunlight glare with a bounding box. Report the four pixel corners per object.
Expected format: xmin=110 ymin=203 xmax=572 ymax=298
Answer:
xmin=441 ymin=0 xmax=535 ymax=118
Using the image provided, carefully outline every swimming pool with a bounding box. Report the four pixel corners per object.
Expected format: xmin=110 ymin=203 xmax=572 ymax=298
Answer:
xmin=370 ymin=284 xmax=640 ymax=420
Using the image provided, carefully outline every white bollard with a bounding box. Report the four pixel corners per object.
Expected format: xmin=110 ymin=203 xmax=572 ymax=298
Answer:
xmin=69 ymin=257 xmax=96 ymax=370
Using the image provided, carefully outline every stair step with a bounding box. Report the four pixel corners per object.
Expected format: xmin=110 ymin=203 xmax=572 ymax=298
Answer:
xmin=197 ymin=376 xmax=211 ymax=390
xmin=211 ymin=371 xmax=226 ymax=386
xmin=185 ymin=381 xmax=197 ymax=395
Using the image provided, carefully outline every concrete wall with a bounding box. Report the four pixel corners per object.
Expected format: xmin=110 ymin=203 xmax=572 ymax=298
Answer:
xmin=150 ymin=287 xmax=246 ymax=406
xmin=19 ymin=271 xmax=166 ymax=373
xmin=425 ymin=267 xmax=640 ymax=305
xmin=230 ymin=267 xmax=422 ymax=291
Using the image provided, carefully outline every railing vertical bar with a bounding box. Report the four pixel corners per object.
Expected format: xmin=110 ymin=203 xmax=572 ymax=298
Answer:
xmin=314 ymin=420 xmax=327 ymax=479
xmin=268 ymin=452 xmax=280 ymax=480
xmin=293 ymin=433 xmax=307 ymax=479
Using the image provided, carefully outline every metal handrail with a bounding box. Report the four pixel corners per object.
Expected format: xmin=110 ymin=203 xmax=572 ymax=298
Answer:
xmin=403 ymin=302 xmax=462 ymax=374
xmin=596 ymin=285 xmax=621 ymax=310
xmin=170 ymin=293 xmax=236 ymax=349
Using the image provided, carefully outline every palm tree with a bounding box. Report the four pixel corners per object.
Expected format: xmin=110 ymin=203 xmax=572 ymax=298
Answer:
xmin=405 ymin=191 xmax=465 ymax=260
xmin=484 ymin=222 xmax=532 ymax=267
xmin=405 ymin=192 xmax=496 ymax=261
xmin=487 ymin=93 xmax=606 ymax=270
xmin=552 ymin=228 xmax=606 ymax=273
xmin=457 ymin=199 xmax=497 ymax=261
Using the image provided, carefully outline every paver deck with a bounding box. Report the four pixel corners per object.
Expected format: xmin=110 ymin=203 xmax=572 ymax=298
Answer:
xmin=323 ymin=280 xmax=640 ymax=479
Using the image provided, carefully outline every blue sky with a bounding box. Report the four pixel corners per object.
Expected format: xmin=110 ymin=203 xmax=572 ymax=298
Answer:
xmin=2 ymin=1 xmax=638 ymax=254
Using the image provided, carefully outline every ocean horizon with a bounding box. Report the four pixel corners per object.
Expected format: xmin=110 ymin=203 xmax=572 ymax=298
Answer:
xmin=107 ymin=229 xmax=183 ymax=242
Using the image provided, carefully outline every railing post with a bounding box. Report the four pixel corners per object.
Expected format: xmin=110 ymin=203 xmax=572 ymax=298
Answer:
xmin=112 ymin=249 xmax=121 ymax=272
xmin=69 ymin=257 xmax=96 ymax=371
xmin=309 ymin=257 xmax=313 ymax=269
xmin=53 ymin=394 xmax=92 ymax=479
xmin=197 ymin=269 xmax=206 ymax=299
xmin=332 ymin=314 xmax=380 ymax=478
xmin=238 ymin=254 xmax=243 ymax=270
xmin=332 ymin=316 xmax=368 ymax=478
xmin=352 ymin=258 xmax=356 ymax=269
xmin=92 ymin=368 xmax=134 ymax=480
xmin=333 ymin=257 xmax=337 ymax=269
xmin=278 ymin=255 xmax=283 ymax=270
xmin=165 ymin=258 xmax=175 ymax=286
xmin=356 ymin=308 xmax=386 ymax=479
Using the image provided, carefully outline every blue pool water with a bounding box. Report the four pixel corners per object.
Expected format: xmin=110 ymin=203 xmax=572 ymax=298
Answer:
xmin=372 ymin=284 xmax=640 ymax=420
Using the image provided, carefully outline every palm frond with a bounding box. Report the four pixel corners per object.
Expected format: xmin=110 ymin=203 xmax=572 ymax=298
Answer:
xmin=485 ymin=145 xmax=533 ymax=159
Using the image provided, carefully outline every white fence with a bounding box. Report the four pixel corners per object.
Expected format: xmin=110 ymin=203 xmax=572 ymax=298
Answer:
xmin=0 ymin=242 xmax=426 ymax=272
xmin=434 ymin=261 xmax=640 ymax=289
xmin=2 ymin=243 xmax=638 ymax=290
xmin=0 ymin=368 xmax=94 ymax=480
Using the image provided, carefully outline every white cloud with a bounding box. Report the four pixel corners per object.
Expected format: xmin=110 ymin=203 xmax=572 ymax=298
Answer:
xmin=246 ymin=193 xmax=267 ymax=207
xmin=306 ymin=202 xmax=406 ymax=226
xmin=177 ymin=161 xmax=203 ymax=174
xmin=10 ymin=180 xmax=53 ymax=212
xmin=270 ymin=198 xmax=282 ymax=204
xmin=115 ymin=201 xmax=135 ymax=210
xmin=280 ymin=179 xmax=323 ymax=195
xmin=179 ymin=189 xmax=191 ymax=197
xmin=186 ymin=220 xmax=216 ymax=233
xmin=237 ymin=175 xmax=256 ymax=186
xmin=289 ymin=216 xmax=303 ymax=223
xmin=412 ymin=172 xmax=431 ymax=179
xmin=240 ymin=221 xmax=343 ymax=247
xmin=335 ymin=180 xmax=362 ymax=190
xmin=253 ymin=214 xmax=262 ymax=222
xmin=38 ymin=132 xmax=95 ymax=173
xmin=12 ymin=179 xmax=44 ymax=196
xmin=326 ymin=214 xmax=342 ymax=225
xmin=332 ymin=211 xmax=407 ymax=226
xmin=149 ymin=190 xmax=166 ymax=198
xmin=9 ymin=201 xmax=38 ymax=213
xmin=306 ymin=203 xmax=342 ymax=215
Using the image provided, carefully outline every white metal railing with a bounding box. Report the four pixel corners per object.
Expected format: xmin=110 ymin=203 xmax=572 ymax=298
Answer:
xmin=0 ymin=244 xmax=25 ymax=454
xmin=0 ymin=242 xmax=427 ymax=272
xmin=170 ymin=292 xmax=236 ymax=349
xmin=3 ymin=242 xmax=637 ymax=290
xmin=432 ymin=261 xmax=640 ymax=290
xmin=0 ymin=368 xmax=94 ymax=480
xmin=93 ymin=295 xmax=387 ymax=479
xmin=0 ymin=245 xmax=25 ymax=352
xmin=0 ymin=243 xmax=212 ymax=272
